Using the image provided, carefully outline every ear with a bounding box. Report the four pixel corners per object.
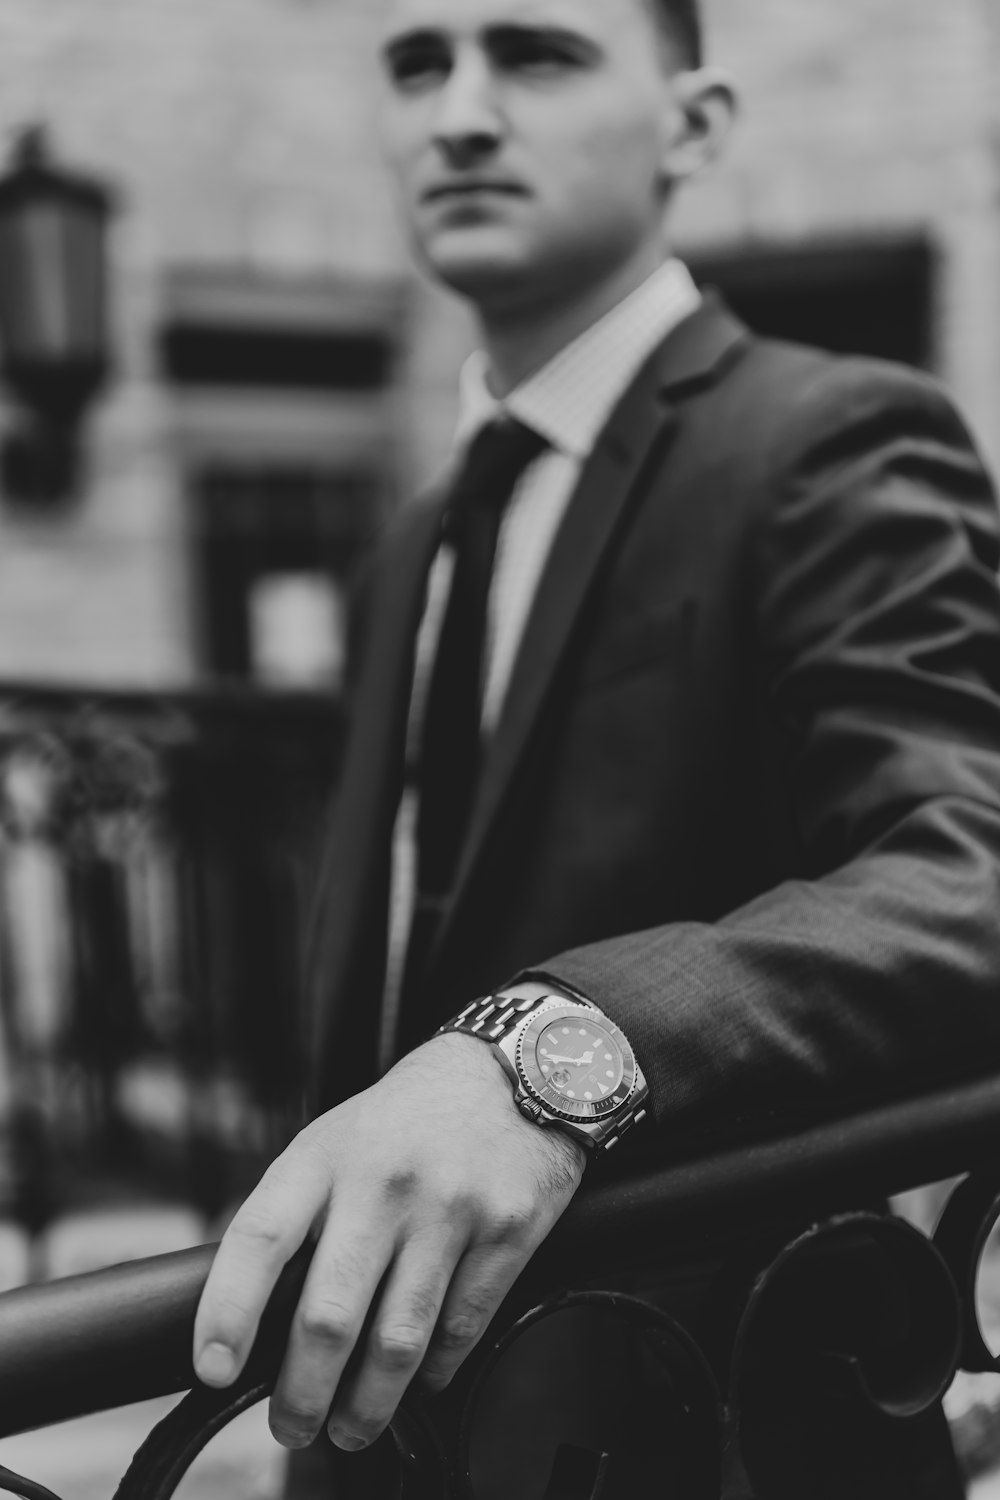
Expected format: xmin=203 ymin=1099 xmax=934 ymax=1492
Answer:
xmin=659 ymin=67 xmax=738 ymax=185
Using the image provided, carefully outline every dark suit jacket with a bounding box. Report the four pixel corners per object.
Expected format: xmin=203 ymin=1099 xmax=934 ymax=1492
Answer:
xmin=307 ymin=294 xmax=1000 ymax=1152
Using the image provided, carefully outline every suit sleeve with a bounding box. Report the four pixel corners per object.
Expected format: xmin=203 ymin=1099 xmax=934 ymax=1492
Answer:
xmin=538 ymin=360 xmax=1000 ymax=1137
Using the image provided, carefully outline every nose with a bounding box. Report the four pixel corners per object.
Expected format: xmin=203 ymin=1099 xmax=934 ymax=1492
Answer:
xmin=431 ymin=47 xmax=504 ymax=165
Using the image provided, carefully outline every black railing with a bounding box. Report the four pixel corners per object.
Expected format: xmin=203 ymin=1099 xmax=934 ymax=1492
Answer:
xmin=0 ymin=681 xmax=342 ymax=1233
xmin=0 ymin=1075 xmax=999 ymax=1498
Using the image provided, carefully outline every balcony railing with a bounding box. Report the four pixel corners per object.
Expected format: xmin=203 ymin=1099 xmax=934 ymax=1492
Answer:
xmin=0 ymin=680 xmax=343 ymax=1235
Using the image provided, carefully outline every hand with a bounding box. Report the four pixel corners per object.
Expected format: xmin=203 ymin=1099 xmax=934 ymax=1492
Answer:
xmin=540 ymin=1048 xmax=595 ymax=1067
xmin=192 ymin=1033 xmax=587 ymax=1453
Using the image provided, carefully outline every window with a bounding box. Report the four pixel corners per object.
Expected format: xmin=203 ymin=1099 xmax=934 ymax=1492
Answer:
xmin=687 ymin=237 xmax=935 ymax=369
xmin=194 ymin=464 xmax=373 ymax=687
xmin=161 ymin=268 xmax=406 ymax=687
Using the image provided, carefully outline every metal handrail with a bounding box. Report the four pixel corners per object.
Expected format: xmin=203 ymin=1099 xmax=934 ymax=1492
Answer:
xmin=0 ymin=1069 xmax=998 ymax=1440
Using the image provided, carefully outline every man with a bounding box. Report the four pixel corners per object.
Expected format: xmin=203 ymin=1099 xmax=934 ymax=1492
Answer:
xmin=194 ymin=0 xmax=1000 ymax=1486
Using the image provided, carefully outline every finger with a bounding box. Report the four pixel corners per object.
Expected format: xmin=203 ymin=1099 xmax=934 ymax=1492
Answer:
xmin=418 ymin=1242 xmax=527 ymax=1394
xmin=327 ymin=1232 xmax=462 ymax=1451
xmin=268 ymin=1213 xmax=396 ymax=1449
xmin=193 ymin=1145 xmax=330 ymax=1388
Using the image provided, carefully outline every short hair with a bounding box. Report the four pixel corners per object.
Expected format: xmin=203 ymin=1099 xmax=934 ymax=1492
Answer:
xmin=646 ymin=0 xmax=703 ymax=68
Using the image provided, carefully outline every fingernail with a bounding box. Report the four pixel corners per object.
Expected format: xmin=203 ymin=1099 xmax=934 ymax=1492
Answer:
xmin=271 ymin=1425 xmax=314 ymax=1450
xmin=195 ymin=1341 xmax=238 ymax=1387
xmin=329 ymin=1428 xmax=368 ymax=1453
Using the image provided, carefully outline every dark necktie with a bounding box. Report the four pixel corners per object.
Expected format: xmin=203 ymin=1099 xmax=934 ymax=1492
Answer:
xmin=403 ymin=416 xmax=546 ymax=1007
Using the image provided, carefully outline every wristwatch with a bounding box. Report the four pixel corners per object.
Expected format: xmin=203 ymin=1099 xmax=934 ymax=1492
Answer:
xmin=436 ymin=979 xmax=649 ymax=1153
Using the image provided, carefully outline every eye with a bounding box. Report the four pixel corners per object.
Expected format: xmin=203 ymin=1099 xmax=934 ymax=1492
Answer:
xmin=491 ymin=32 xmax=587 ymax=78
xmin=385 ymin=41 xmax=451 ymax=91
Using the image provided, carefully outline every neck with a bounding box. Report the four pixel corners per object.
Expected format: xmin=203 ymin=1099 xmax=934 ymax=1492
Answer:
xmin=475 ymin=244 xmax=670 ymax=397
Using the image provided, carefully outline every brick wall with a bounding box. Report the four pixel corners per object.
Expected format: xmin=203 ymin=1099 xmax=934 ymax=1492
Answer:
xmin=0 ymin=0 xmax=995 ymax=684
xmin=0 ymin=0 xmax=431 ymax=686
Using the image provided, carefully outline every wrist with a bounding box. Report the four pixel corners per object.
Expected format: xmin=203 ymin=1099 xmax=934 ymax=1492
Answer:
xmin=424 ymin=1030 xmax=588 ymax=1173
xmin=423 ymin=1029 xmax=517 ymax=1103
xmin=435 ymin=986 xmax=649 ymax=1156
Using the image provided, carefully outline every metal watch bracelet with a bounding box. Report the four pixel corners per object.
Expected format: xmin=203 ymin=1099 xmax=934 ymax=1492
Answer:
xmin=438 ymin=984 xmax=596 ymax=1045
xmin=436 ymin=984 xmax=649 ymax=1152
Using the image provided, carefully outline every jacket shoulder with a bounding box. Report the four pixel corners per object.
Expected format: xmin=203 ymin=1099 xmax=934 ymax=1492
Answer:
xmin=719 ymin=330 xmax=975 ymax=455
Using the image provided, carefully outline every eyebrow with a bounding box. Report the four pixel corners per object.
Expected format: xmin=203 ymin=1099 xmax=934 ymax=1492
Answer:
xmin=381 ymin=23 xmax=600 ymax=67
xmin=381 ymin=27 xmax=442 ymax=64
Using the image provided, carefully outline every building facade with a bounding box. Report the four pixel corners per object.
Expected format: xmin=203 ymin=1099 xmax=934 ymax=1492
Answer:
xmin=0 ymin=0 xmax=995 ymax=690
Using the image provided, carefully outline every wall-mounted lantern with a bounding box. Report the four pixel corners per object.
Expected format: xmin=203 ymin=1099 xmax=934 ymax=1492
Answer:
xmin=0 ymin=126 xmax=116 ymax=503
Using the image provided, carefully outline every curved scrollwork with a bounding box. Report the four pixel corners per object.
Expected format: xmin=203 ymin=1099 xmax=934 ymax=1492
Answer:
xmin=0 ymin=1466 xmax=63 ymax=1500
xmin=933 ymin=1167 xmax=1000 ymax=1373
xmin=125 ymin=1386 xmax=450 ymax=1500
xmin=0 ymin=1215 xmax=969 ymax=1500
xmin=0 ymin=718 xmax=166 ymax=854
xmin=4 ymin=1099 xmax=1000 ymax=1500
xmin=728 ymin=1212 xmax=961 ymax=1499
xmin=455 ymin=1290 xmax=722 ymax=1500
xmin=113 ymin=1381 xmax=444 ymax=1500
xmin=116 ymin=1382 xmax=272 ymax=1500
xmin=112 ymin=1289 xmax=722 ymax=1500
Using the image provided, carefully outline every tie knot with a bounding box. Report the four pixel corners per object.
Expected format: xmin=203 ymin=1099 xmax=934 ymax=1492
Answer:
xmin=446 ymin=417 xmax=546 ymax=527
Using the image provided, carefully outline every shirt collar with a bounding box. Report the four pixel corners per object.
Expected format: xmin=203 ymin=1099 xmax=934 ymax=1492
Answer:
xmin=456 ymin=258 xmax=701 ymax=461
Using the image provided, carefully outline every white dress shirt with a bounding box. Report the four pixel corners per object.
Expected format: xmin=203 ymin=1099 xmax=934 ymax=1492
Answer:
xmin=379 ymin=258 xmax=701 ymax=1068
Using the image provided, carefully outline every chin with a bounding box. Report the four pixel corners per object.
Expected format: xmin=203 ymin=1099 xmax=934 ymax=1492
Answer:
xmin=415 ymin=224 xmax=632 ymax=317
xmin=417 ymin=232 xmax=536 ymax=304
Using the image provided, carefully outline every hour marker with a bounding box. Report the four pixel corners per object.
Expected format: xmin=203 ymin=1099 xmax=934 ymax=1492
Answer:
xmin=606 ymin=1071 xmax=614 ymax=1079
xmin=566 ymin=1091 xmax=576 ymax=1099
xmin=599 ymin=1084 xmax=609 ymax=1095
xmin=603 ymin=1052 xmax=612 ymax=1061
xmin=561 ymin=1027 xmax=570 ymax=1035
xmin=578 ymin=1028 xmax=587 ymax=1036
xmin=541 ymin=1065 xmax=549 ymax=1074
xmin=584 ymin=1092 xmax=593 ymax=1101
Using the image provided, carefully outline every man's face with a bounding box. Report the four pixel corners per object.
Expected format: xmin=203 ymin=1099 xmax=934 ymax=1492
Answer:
xmin=377 ymin=0 xmax=685 ymax=313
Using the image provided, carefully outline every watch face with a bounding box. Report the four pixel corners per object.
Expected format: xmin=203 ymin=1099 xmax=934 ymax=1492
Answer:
xmin=535 ymin=1020 xmax=624 ymax=1102
xmin=516 ymin=1004 xmax=637 ymax=1121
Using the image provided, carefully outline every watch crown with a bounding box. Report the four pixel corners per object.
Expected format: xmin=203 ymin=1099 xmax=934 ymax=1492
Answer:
xmin=518 ymin=1098 xmax=544 ymax=1123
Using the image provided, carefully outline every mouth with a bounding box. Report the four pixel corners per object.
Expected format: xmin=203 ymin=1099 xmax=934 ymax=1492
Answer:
xmin=423 ymin=180 xmax=527 ymax=203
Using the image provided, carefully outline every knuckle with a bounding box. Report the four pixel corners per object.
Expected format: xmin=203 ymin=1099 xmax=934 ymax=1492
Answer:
xmin=487 ymin=1193 xmax=537 ymax=1245
xmin=230 ymin=1204 xmax=288 ymax=1254
xmin=371 ymin=1324 xmax=428 ymax=1371
xmin=296 ymin=1298 xmax=361 ymax=1350
xmin=380 ymin=1167 xmax=420 ymax=1203
xmin=431 ymin=1286 xmax=496 ymax=1356
xmin=405 ymin=1276 xmax=448 ymax=1328
xmin=433 ymin=1309 xmax=483 ymax=1354
xmin=440 ymin=1186 xmax=481 ymax=1225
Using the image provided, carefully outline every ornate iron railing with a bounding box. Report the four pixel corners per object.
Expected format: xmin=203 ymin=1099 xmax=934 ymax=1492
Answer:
xmin=0 ymin=1074 xmax=999 ymax=1498
xmin=0 ymin=681 xmax=342 ymax=1233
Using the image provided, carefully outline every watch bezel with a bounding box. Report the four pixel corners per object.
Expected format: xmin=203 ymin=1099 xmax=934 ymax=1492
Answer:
xmin=514 ymin=1002 xmax=638 ymax=1123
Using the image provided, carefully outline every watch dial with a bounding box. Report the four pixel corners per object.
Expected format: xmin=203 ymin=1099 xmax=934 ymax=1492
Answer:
xmin=534 ymin=1021 xmax=624 ymax=1104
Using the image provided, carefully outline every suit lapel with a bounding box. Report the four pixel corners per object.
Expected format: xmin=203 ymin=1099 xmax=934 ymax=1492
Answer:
xmin=433 ymin=294 xmax=751 ymax=957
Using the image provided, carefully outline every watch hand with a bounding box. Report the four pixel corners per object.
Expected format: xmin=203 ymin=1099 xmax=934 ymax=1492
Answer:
xmin=540 ymin=1050 xmax=581 ymax=1066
